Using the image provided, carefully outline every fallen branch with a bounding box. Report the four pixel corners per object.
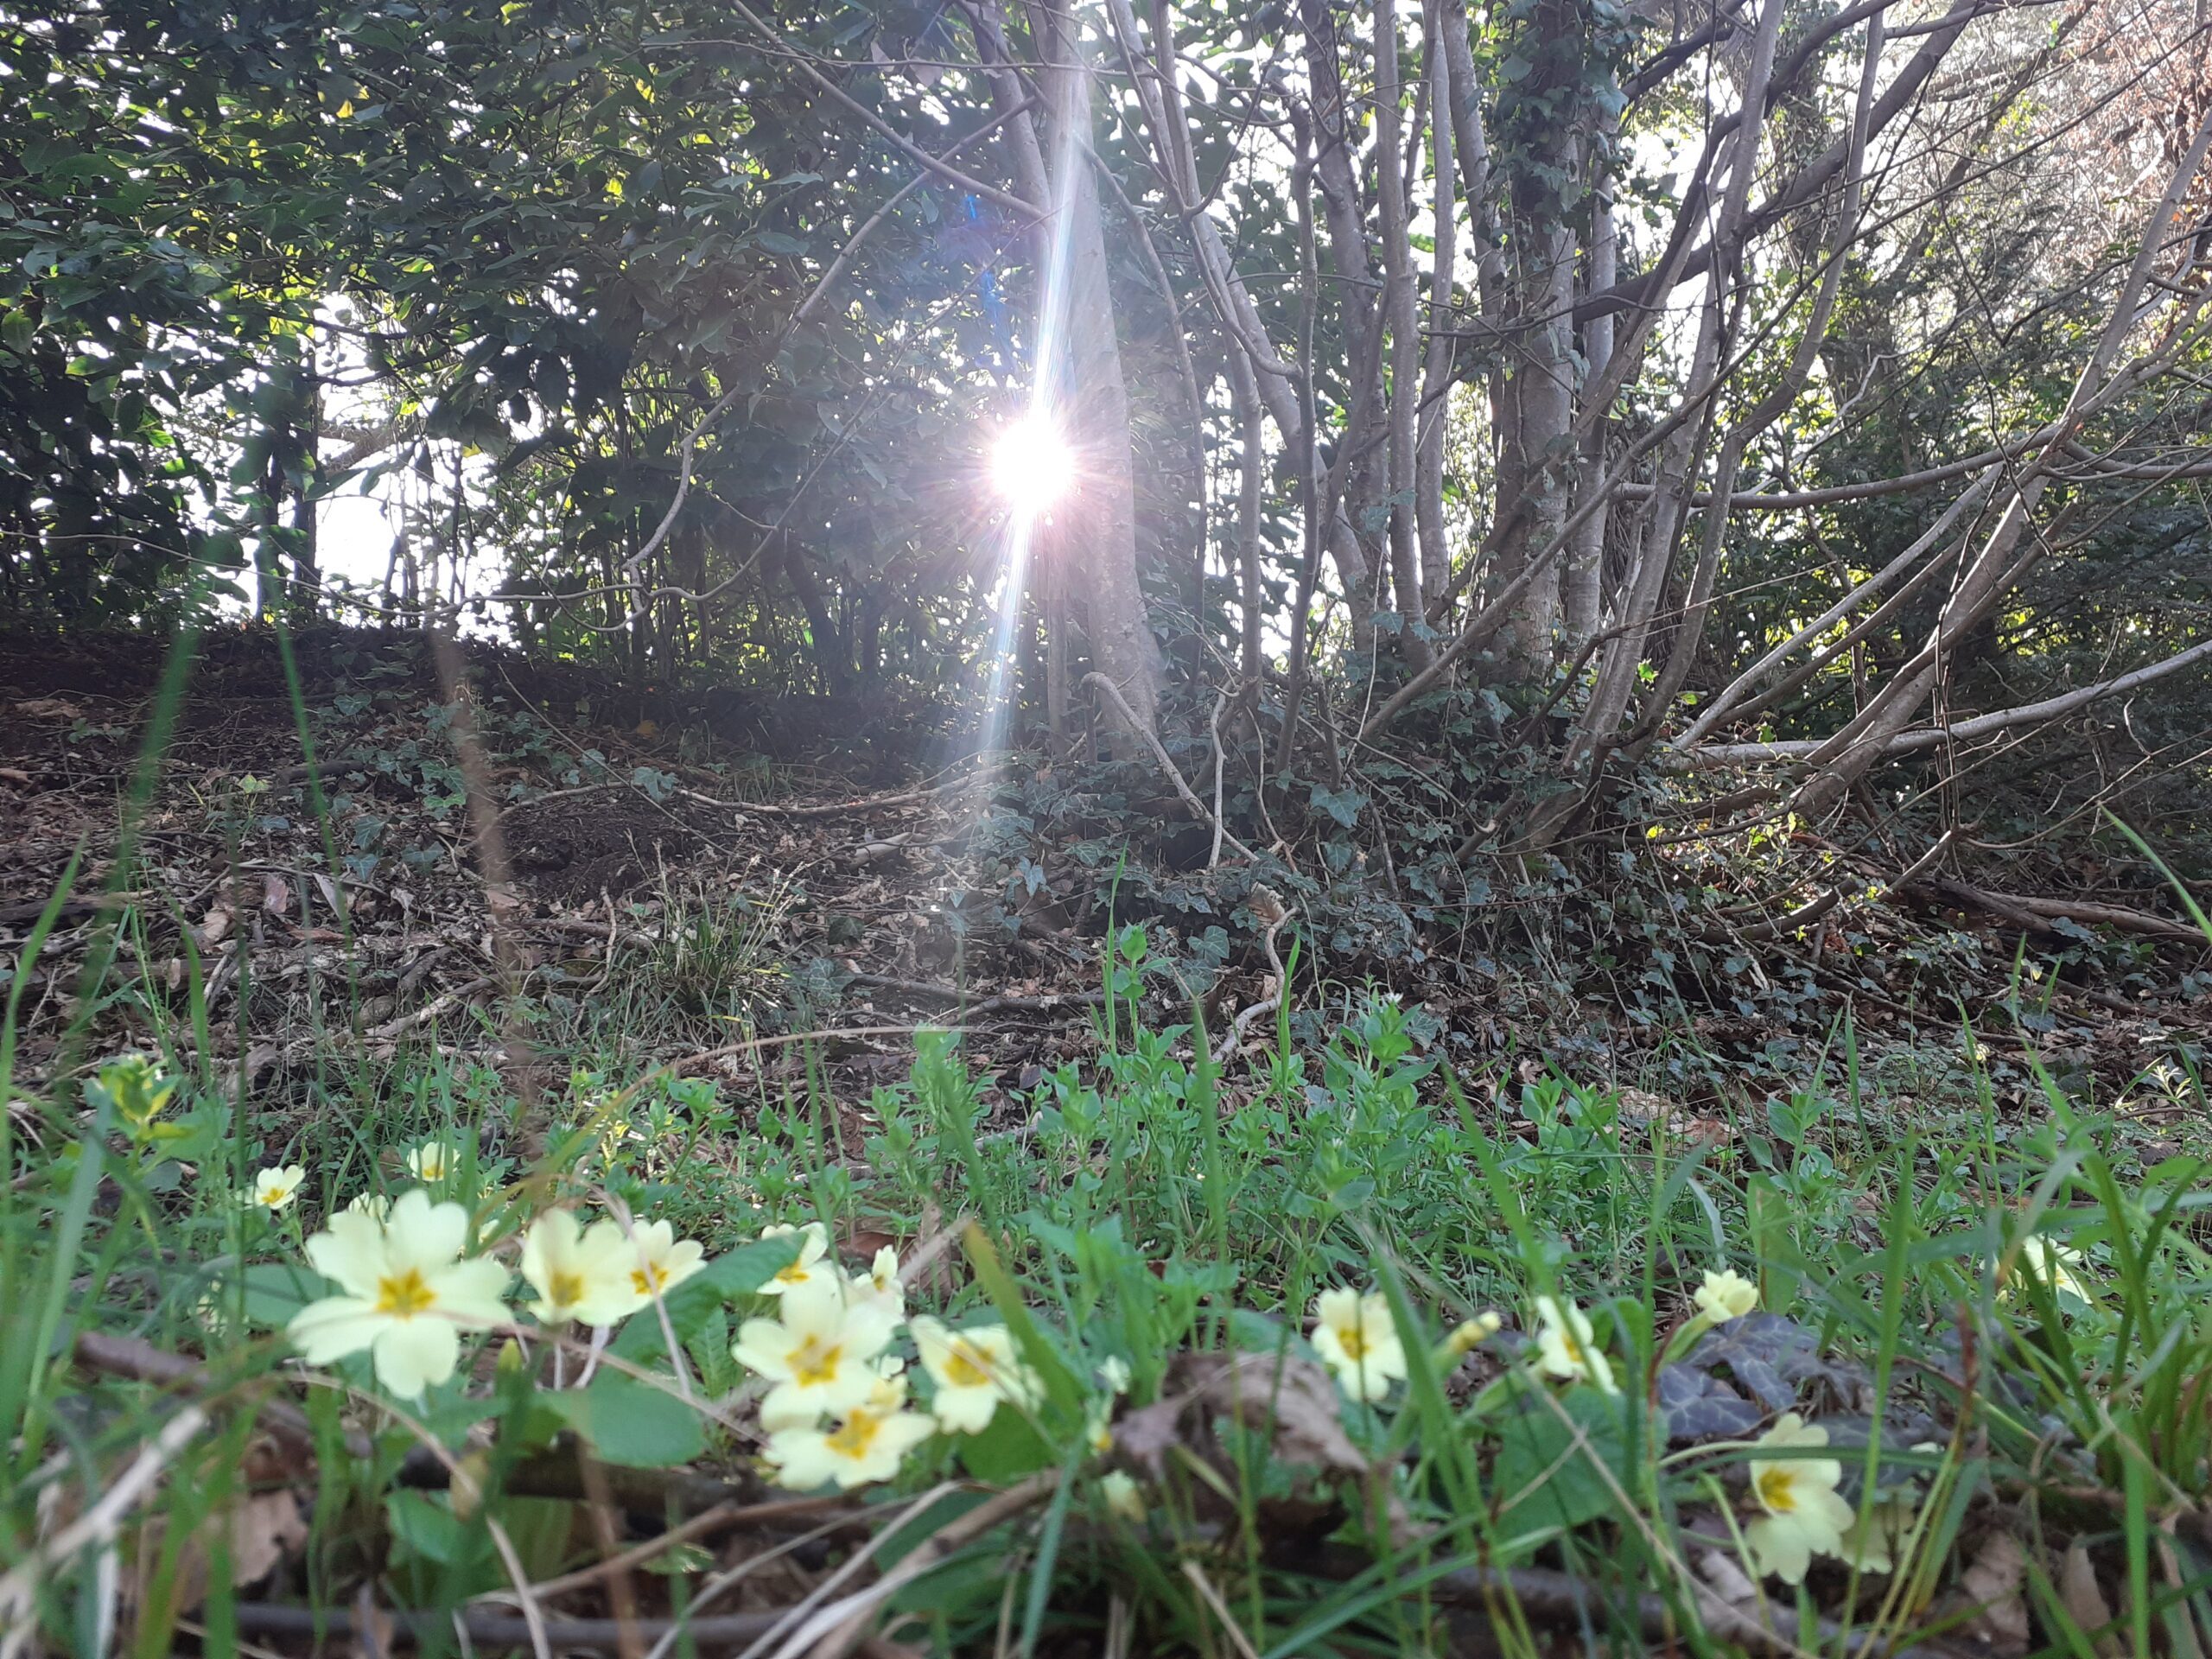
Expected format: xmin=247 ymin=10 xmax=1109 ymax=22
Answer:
xmin=1910 ymin=880 xmax=2203 ymax=943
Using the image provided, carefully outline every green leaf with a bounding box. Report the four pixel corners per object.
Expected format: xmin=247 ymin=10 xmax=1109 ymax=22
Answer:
xmin=233 ymin=1262 xmax=330 ymax=1328
xmin=1308 ymin=785 xmax=1367 ymax=829
xmin=543 ymin=1370 xmax=707 ymax=1467
xmin=1491 ymin=1388 xmax=1631 ymax=1534
xmin=385 ymin=1490 xmax=472 ymax=1565
xmin=954 ymin=1403 xmax=1052 ymax=1482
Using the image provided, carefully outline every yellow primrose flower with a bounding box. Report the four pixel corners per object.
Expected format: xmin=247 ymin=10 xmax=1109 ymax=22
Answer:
xmin=346 ymin=1192 xmax=393 ymax=1221
xmin=733 ymin=1275 xmax=899 ymax=1430
xmin=847 ymin=1245 xmax=905 ymax=1318
xmin=1097 ymin=1356 xmax=1133 ymax=1395
xmin=1694 ymin=1268 xmax=1759 ymax=1323
xmin=1744 ymin=1414 xmax=1856 ymax=1584
xmin=405 ymin=1141 xmax=455 ymax=1181
xmin=518 ymin=1210 xmax=640 ymax=1327
xmin=2004 ymin=1236 xmax=2092 ymax=1303
xmin=758 ymin=1220 xmax=835 ymax=1296
xmin=287 ymin=1189 xmax=512 ymax=1398
xmin=1100 ymin=1470 xmax=1145 ymax=1523
xmin=1442 ymin=1311 xmax=1504 ymax=1360
xmin=615 ymin=1217 xmax=706 ymax=1303
xmin=1308 ymin=1288 xmax=1408 ymax=1402
xmin=1532 ymin=1296 xmax=1618 ymax=1394
xmin=249 ymin=1165 xmax=306 ymax=1212
xmin=910 ymin=1315 xmax=1039 ymax=1433
xmin=762 ymin=1368 xmax=935 ymax=1491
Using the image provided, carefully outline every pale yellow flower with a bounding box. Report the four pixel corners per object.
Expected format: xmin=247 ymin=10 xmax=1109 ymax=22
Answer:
xmin=762 ymin=1368 xmax=935 ymax=1490
xmin=758 ymin=1221 xmax=835 ymax=1296
xmin=346 ymin=1192 xmax=392 ymax=1221
xmin=847 ymin=1245 xmax=905 ymax=1319
xmin=1100 ymin=1471 xmax=1145 ymax=1523
xmin=615 ymin=1218 xmax=706 ymax=1304
xmin=1694 ymin=1268 xmax=1759 ymax=1323
xmin=518 ymin=1210 xmax=640 ymax=1327
xmin=1309 ymin=1288 xmax=1408 ymax=1402
xmin=288 ymin=1189 xmax=512 ymax=1398
xmin=1744 ymin=1414 xmax=1856 ymax=1584
xmin=733 ymin=1275 xmax=899 ymax=1430
xmin=1532 ymin=1296 xmax=1618 ymax=1394
xmin=1097 ymin=1356 xmax=1133 ymax=1395
xmin=405 ymin=1141 xmax=455 ymax=1182
xmin=249 ymin=1165 xmax=306 ymax=1212
xmin=2004 ymin=1236 xmax=2092 ymax=1303
xmin=910 ymin=1315 xmax=1039 ymax=1433
xmin=1442 ymin=1311 xmax=1504 ymax=1359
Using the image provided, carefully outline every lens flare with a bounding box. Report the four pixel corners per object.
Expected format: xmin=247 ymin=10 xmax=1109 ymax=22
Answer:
xmin=988 ymin=414 xmax=1074 ymax=518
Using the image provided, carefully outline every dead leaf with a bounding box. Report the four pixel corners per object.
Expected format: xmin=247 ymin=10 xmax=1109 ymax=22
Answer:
xmin=261 ymin=874 xmax=290 ymax=916
xmin=15 ymin=696 xmax=81 ymax=720
xmin=226 ymin=1490 xmax=308 ymax=1587
xmin=1696 ymin=1545 xmax=1761 ymax=1607
xmin=200 ymin=902 xmax=235 ymax=948
xmin=2060 ymin=1542 xmax=2121 ymax=1658
xmin=0 ymin=766 xmax=32 ymax=787
xmin=1116 ymin=1352 xmax=1366 ymax=1484
xmin=1960 ymin=1530 xmax=2031 ymax=1656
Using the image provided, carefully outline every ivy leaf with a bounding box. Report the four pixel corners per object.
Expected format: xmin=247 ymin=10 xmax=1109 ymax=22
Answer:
xmin=1309 ymin=785 xmax=1367 ymax=829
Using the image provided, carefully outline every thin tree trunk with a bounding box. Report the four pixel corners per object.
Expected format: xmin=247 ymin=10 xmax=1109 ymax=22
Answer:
xmin=1229 ymin=346 xmax=1266 ymax=695
xmin=1415 ymin=0 xmax=1458 ymax=620
xmin=1563 ymin=134 xmax=1614 ymax=648
xmin=1375 ymin=0 xmax=1430 ymax=662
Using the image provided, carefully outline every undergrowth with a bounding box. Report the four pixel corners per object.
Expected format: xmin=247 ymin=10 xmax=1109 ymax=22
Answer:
xmin=5 ymin=913 xmax=2212 ymax=1655
xmin=5 ymin=622 xmax=2212 ymax=1657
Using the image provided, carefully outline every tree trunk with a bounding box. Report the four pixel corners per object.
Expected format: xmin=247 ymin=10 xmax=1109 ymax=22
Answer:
xmin=1045 ymin=5 xmax=1162 ymax=738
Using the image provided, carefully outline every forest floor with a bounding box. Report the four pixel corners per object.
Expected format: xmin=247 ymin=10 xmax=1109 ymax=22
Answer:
xmin=9 ymin=624 xmax=2212 ymax=1659
xmin=6 ymin=622 xmax=2207 ymax=1124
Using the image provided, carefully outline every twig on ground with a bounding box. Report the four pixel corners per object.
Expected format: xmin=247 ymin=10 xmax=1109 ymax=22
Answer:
xmin=71 ymin=1332 xmax=371 ymax=1459
xmin=477 ymin=1497 xmax=856 ymax=1606
xmin=673 ymin=1026 xmax=958 ymax=1076
xmin=232 ymin=1604 xmax=788 ymax=1653
xmin=849 ymin=972 xmax=1103 ymax=1016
